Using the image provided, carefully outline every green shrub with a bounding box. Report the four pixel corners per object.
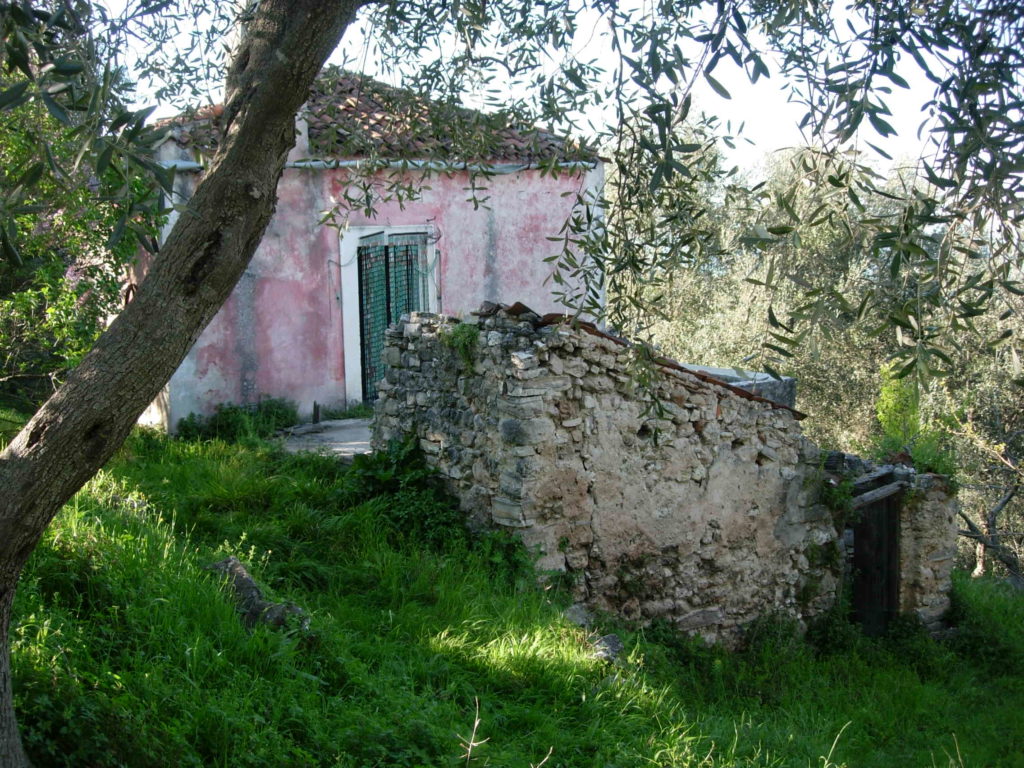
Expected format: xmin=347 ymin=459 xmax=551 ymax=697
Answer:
xmin=387 ymin=488 xmax=468 ymax=550
xmin=346 ymin=437 xmax=437 ymax=494
xmin=0 ymin=106 xmax=161 ymax=411
xmin=176 ymin=398 xmax=299 ymax=443
xmin=472 ymin=528 xmax=537 ymax=588
xmin=344 ymin=437 xmax=468 ymax=550
xmin=806 ymin=600 xmax=862 ymax=656
xmin=872 ymin=363 xmax=957 ymax=478
xmin=947 ymin=571 xmax=1024 ymax=676
xmin=907 ymin=429 xmax=957 ymax=476
xmin=876 ymin=362 xmax=920 ymax=446
xmin=880 ymin=614 xmax=957 ymax=679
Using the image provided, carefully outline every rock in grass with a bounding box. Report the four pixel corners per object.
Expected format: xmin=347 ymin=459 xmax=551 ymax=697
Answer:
xmin=278 ymin=422 xmax=328 ymax=436
xmin=592 ymin=633 xmax=624 ymax=662
xmin=564 ymin=603 xmax=593 ymax=628
xmin=205 ymin=556 xmax=309 ymax=631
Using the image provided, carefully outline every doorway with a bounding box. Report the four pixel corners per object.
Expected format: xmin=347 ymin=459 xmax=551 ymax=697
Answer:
xmin=851 ymin=492 xmax=901 ymax=635
xmin=340 ymin=227 xmax=436 ymax=404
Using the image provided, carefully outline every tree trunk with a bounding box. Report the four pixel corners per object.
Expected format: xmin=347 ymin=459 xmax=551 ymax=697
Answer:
xmin=972 ymin=540 xmax=987 ymax=578
xmin=959 ymin=505 xmax=1024 ymax=590
xmin=968 ymin=486 xmax=1019 ymax=581
xmin=0 ymin=582 xmax=26 ymax=768
xmin=0 ymin=0 xmax=365 ymax=762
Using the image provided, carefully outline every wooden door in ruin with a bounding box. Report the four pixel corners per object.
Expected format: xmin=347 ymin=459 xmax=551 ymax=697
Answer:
xmin=356 ymin=231 xmax=429 ymax=402
xmin=851 ymin=490 xmax=901 ymax=636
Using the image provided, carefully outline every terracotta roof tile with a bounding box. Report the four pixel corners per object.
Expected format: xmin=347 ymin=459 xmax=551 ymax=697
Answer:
xmin=161 ymin=69 xmax=596 ymax=165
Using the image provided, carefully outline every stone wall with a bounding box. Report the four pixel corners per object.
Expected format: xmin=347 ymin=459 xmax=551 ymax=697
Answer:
xmin=373 ymin=307 xmax=960 ymax=643
xmin=682 ymin=365 xmax=798 ymax=409
xmin=898 ymin=474 xmax=958 ymax=629
xmin=373 ymin=307 xmax=841 ymax=644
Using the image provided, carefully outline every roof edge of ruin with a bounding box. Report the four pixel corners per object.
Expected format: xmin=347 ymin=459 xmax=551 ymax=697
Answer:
xmin=473 ymin=301 xmax=806 ymax=419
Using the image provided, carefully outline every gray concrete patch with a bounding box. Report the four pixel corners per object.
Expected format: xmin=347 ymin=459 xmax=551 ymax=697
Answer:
xmin=281 ymin=418 xmax=372 ymax=461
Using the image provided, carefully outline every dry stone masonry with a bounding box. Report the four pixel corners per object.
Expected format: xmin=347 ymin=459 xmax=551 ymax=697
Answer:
xmin=899 ymin=474 xmax=958 ymax=628
xmin=373 ymin=305 xmax=958 ymax=644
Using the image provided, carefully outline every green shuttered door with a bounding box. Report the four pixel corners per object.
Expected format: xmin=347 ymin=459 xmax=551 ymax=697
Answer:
xmin=357 ymin=232 xmax=428 ymax=402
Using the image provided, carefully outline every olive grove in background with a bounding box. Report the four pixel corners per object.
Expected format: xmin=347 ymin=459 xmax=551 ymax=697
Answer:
xmin=632 ymin=145 xmax=1023 ymax=585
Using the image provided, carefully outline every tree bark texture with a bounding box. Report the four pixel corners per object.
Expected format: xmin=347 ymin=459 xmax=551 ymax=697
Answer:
xmin=970 ymin=486 xmax=1018 ymax=580
xmin=0 ymin=1 xmax=365 ymax=763
xmin=959 ymin=507 xmax=1024 ymax=590
xmin=0 ymin=588 xmax=18 ymax=768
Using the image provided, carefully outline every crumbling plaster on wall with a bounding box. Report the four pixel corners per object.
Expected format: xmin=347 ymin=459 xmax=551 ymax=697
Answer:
xmin=373 ymin=308 xmax=842 ymax=645
xmin=145 ymin=126 xmax=600 ymax=429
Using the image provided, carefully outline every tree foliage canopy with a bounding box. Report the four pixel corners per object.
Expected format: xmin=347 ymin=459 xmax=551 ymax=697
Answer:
xmin=1 ymin=0 xmax=1022 ymax=382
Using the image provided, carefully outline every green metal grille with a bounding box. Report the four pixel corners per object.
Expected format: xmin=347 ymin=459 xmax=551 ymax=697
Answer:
xmin=357 ymin=232 xmax=428 ymax=401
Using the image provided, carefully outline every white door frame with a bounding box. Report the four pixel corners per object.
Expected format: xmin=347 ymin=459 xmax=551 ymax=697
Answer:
xmin=339 ymin=225 xmax=438 ymax=404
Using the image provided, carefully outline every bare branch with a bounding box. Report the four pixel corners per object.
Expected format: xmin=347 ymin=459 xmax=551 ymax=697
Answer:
xmin=959 ymin=509 xmax=1024 ymax=588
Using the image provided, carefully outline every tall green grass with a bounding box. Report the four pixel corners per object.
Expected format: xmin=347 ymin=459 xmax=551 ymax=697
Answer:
xmin=0 ymin=405 xmax=28 ymax=446
xmin=10 ymin=427 xmax=1024 ymax=766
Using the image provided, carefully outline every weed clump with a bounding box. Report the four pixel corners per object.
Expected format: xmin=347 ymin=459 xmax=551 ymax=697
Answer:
xmin=821 ymin=475 xmax=856 ymax=527
xmin=342 ymin=438 xmax=469 ymax=550
xmin=806 ymin=593 xmax=861 ymax=655
xmin=176 ymin=398 xmax=299 ymax=443
xmin=439 ymin=321 xmax=480 ymax=369
xmin=320 ymin=401 xmax=374 ymax=420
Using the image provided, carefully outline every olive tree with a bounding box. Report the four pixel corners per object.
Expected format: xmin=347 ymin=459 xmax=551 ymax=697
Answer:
xmin=0 ymin=1 xmax=365 ymax=761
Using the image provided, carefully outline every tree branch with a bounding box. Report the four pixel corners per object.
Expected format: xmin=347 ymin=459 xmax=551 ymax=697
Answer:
xmin=959 ymin=509 xmax=1024 ymax=589
xmin=988 ymin=485 xmax=1019 ymax=525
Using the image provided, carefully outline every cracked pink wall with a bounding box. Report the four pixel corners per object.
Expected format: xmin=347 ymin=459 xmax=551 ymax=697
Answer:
xmin=156 ymin=163 xmax=601 ymax=429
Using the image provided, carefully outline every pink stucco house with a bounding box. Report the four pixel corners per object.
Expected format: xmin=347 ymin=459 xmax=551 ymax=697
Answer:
xmin=141 ymin=71 xmax=603 ymax=429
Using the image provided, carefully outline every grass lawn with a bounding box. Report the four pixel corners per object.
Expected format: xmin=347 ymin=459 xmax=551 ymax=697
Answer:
xmin=8 ymin=424 xmax=1024 ymax=767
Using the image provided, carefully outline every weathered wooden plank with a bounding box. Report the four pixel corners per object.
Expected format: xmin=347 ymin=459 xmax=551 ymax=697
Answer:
xmin=851 ymin=480 xmax=908 ymax=509
xmin=852 ymin=465 xmax=896 ymax=493
xmin=852 ymin=493 xmax=901 ymax=636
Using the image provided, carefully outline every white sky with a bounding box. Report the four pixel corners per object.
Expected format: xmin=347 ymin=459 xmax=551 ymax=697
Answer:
xmin=686 ymin=60 xmax=936 ymax=174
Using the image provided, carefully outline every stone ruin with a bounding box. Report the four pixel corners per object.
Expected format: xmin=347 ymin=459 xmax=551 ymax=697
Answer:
xmin=826 ymin=452 xmax=958 ymax=634
xmin=372 ymin=304 xmax=958 ymax=645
